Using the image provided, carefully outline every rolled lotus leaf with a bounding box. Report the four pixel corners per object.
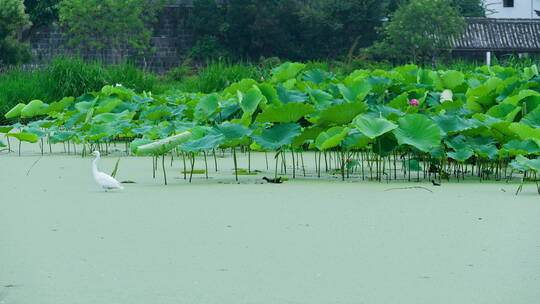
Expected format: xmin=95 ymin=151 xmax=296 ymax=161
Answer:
xmin=136 ymin=131 xmax=192 ymax=155
xmin=21 ymin=100 xmax=44 ymax=118
xmin=4 ymin=103 xmax=26 ymax=119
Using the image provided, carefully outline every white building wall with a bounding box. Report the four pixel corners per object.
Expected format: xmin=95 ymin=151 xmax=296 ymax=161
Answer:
xmin=485 ymin=0 xmax=540 ymax=18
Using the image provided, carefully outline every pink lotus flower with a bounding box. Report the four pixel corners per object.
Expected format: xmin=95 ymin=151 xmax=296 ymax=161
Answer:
xmin=409 ymin=99 xmax=419 ymax=106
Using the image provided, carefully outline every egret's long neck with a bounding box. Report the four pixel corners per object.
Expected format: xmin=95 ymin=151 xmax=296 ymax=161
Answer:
xmin=92 ymin=155 xmax=100 ymax=176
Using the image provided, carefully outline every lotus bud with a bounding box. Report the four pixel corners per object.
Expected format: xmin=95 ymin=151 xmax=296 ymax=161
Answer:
xmin=409 ymin=99 xmax=419 ymax=106
xmin=440 ymin=89 xmax=453 ymax=103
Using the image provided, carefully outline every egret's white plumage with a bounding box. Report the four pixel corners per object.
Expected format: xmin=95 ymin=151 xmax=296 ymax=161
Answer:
xmin=91 ymin=151 xmax=124 ymax=191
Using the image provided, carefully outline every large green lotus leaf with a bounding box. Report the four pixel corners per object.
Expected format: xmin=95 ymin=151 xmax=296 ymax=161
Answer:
xmin=4 ymin=103 xmax=25 ymax=119
xmin=223 ymin=79 xmax=258 ymax=95
xmin=6 ymin=132 xmax=39 ymax=143
xmin=95 ymin=96 xmax=122 ymax=114
xmin=393 ymin=114 xmax=441 ymax=152
xmin=210 ymin=123 xmax=250 ymax=142
xmin=291 ymin=126 xmax=324 ymax=148
xmin=316 ymin=101 xmax=368 ymax=126
xmin=342 ymin=132 xmax=372 ymax=149
xmin=447 ymin=149 xmax=474 ymax=162
xmin=486 ymin=104 xmax=521 ymax=121
xmin=20 ymin=100 xmax=44 ymax=118
xmin=252 ymin=123 xmax=301 ymax=150
xmin=315 ymin=127 xmax=348 ymax=150
xmin=394 ymin=64 xmax=419 ymax=84
xmin=514 ymin=155 xmax=540 ymax=172
xmin=258 ymin=83 xmax=278 ymax=103
xmin=440 ymin=70 xmax=465 ymax=89
xmin=467 ymin=136 xmax=499 ymax=159
xmin=256 ymin=103 xmax=314 ymax=123
xmin=136 ymin=131 xmax=192 ymax=155
xmin=501 ymin=89 xmax=540 ymax=106
xmin=387 ymin=92 xmax=409 ymax=111
xmin=502 ymin=139 xmax=540 ymax=156
xmin=521 ymin=107 xmax=540 ymax=128
xmin=433 ymin=115 xmax=483 ymax=135
xmin=353 ymin=115 xmax=397 ymax=139
xmin=141 ymin=106 xmax=172 ymax=121
xmin=490 ymin=121 xmax=517 ymax=143
xmin=194 ymin=94 xmax=219 ymax=121
xmin=0 ymin=125 xmax=13 ymax=133
xmin=26 ymin=127 xmax=47 ymax=138
xmin=309 ymin=89 xmax=333 ymax=109
xmin=509 ymin=122 xmax=540 ymax=142
xmin=276 ymin=85 xmax=308 ymax=104
xmin=240 ymin=88 xmax=263 ymax=113
xmin=50 ymin=131 xmax=76 ymax=144
xmin=46 ymin=97 xmax=74 ymax=113
xmin=444 ymin=135 xmax=471 ymax=151
xmin=180 ymin=134 xmax=225 ymax=153
xmin=466 ymin=77 xmax=501 ymax=98
xmin=272 ymin=62 xmax=306 ymax=82
xmin=85 ymin=124 xmax=116 ymax=141
xmin=93 ymin=110 xmax=131 ymax=123
xmin=302 ymin=69 xmax=335 ymax=84
xmin=338 ymin=81 xmax=371 ymax=102
xmin=75 ymin=100 xmax=95 ymax=113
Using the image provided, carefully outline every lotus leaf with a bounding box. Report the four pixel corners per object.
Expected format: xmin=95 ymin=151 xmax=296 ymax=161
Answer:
xmin=4 ymin=103 xmax=25 ymax=119
xmin=6 ymin=132 xmax=39 ymax=143
xmin=272 ymin=62 xmax=306 ymax=82
xmin=256 ymin=103 xmax=314 ymax=123
xmin=252 ymin=123 xmax=301 ymax=150
xmin=316 ymin=102 xmax=367 ymax=126
xmin=315 ymin=127 xmax=348 ymax=150
xmin=136 ymin=131 xmax=192 ymax=155
xmin=393 ymin=114 xmax=441 ymax=152
xmin=353 ymin=115 xmax=397 ymax=139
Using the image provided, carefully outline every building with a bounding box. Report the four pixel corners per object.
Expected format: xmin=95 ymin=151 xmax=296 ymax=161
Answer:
xmin=451 ymin=18 xmax=540 ymax=64
xmin=485 ymin=0 xmax=540 ymax=19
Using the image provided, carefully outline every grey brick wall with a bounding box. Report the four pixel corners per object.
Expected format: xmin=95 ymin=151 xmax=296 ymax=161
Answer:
xmin=27 ymin=6 xmax=195 ymax=74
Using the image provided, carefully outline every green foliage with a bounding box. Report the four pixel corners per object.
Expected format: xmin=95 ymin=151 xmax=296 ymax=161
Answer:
xmin=23 ymin=0 xmax=59 ymax=30
xmin=371 ymin=0 xmax=466 ymax=63
xmin=0 ymin=0 xmax=31 ymax=66
xmin=57 ymin=0 xmax=162 ymax=62
xmin=299 ymin=0 xmax=390 ymax=59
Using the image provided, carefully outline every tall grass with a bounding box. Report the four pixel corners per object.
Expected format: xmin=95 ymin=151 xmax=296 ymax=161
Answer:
xmin=0 ymin=56 xmax=160 ymax=122
xmin=176 ymin=60 xmax=270 ymax=93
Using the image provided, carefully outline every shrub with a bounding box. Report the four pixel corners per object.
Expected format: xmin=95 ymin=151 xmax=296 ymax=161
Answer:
xmin=168 ymin=58 xmax=194 ymax=81
xmin=0 ymin=0 xmax=31 ymax=66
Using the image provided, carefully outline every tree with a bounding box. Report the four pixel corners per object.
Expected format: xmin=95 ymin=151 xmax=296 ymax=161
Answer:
xmin=187 ymin=0 xmax=228 ymax=59
xmin=299 ymin=0 xmax=391 ymax=59
xmin=24 ymin=0 xmax=59 ymax=29
xmin=0 ymin=0 xmax=31 ymax=66
xmin=370 ymin=0 xmax=466 ymax=63
xmin=452 ymin=0 xmax=485 ymax=17
xmin=57 ymin=0 xmax=162 ymax=63
xmin=224 ymin=0 xmax=305 ymax=60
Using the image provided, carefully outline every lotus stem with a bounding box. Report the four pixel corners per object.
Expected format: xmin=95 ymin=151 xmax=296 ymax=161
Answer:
xmin=233 ymin=148 xmax=238 ymax=182
xmin=203 ymin=151 xmax=208 ymax=179
xmin=291 ymin=148 xmax=296 ymax=179
xmin=189 ymin=153 xmax=195 ymax=183
xmin=182 ymin=152 xmax=187 ymax=180
xmin=162 ymin=154 xmax=167 ymax=185
xmin=213 ymin=149 xmax=218 ymax=172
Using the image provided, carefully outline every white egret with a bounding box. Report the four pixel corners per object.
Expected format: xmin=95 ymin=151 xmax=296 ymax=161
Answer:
xmin=91 ymin=151 xmax=124 ymax=191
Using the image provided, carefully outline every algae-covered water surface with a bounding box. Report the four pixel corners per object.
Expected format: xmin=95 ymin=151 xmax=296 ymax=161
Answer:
xmin=1 ymin=145 xmax=540 ymax=304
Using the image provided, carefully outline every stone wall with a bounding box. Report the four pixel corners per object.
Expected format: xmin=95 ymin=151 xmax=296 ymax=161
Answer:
xmin=28 ymin=5 xmax=195 ymax=74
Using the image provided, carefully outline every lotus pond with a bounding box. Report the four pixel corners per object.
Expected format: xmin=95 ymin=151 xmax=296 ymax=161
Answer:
xmin=1 ymin=63 xmax=540 ymax=303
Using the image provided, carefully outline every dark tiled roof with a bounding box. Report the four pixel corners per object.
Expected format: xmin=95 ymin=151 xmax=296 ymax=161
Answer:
xmin=451 ymin=18 xmax=540 ymax=51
